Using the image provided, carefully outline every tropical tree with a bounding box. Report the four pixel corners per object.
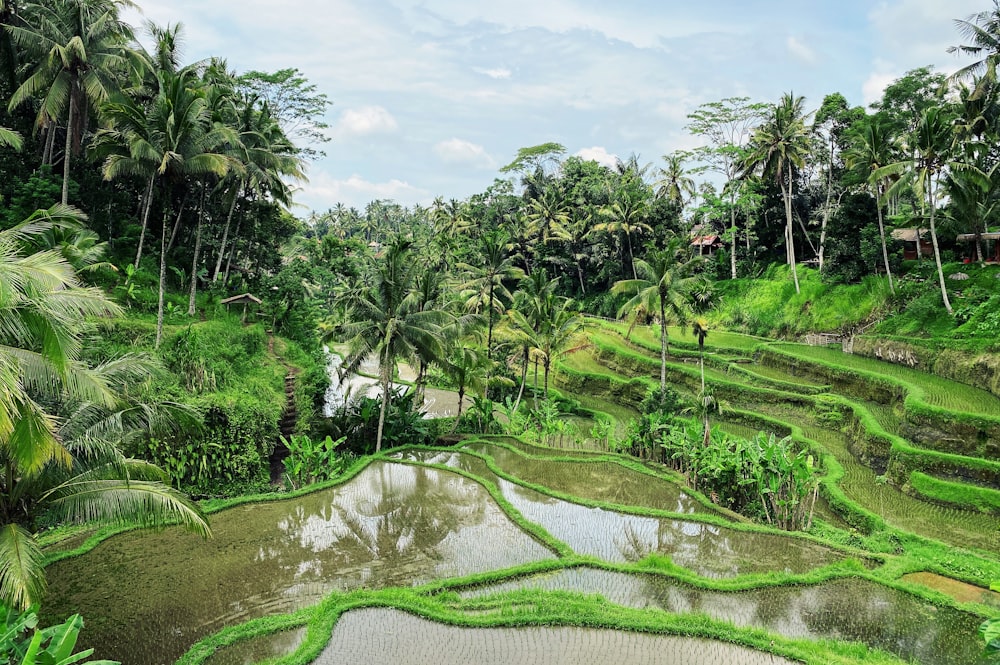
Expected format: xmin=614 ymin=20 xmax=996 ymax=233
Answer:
xmin=612 ymin=239 xmax=703 ymax=392
xmin=742 ymin=92 xmax=813 ymax=294
xmin=654 ymin=152 xmax=696 ymax=207
xmin=336 ymin=241 xmax=450 ymax=452
xmin=877 ymin=105 xmax=973 ymax=314
xmin=99 ymin=61 xmax=232 ymax=347
xmin=949 ymin=1 xmax=1000 ymax=88
xmin=457 ymin=229 xmax=521 ymax=387
xmin=844 ymin=114 xmax=897 ymax=293
xmin=687 ymin=97 xmax=769 ymax=278
xmin=524 ymin=187 xmax=571 ymax=245
xmin=592 ymin=185 xmax=651 ymax=280
xmin=7 ymin=0 xmax=143 ymax=205
xmin=0 ymin=206 xmax=209 ymax=609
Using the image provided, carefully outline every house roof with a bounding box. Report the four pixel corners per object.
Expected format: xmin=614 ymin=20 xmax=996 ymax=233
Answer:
xmin=890 ymin=228 xmax=928 ymax=242
xmin=220 ymin=293 xmax=262 ymax=306
xmin=691 ymin=235 xmax=720 ymax=246
xmin=957 ymin=233 xmax=1000 ymax=241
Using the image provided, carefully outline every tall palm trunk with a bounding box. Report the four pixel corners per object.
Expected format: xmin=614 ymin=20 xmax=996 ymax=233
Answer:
xmin=513 ymin=347 xmax=529 ymax=413
xmin=155 ymin=183 xmax=171 ymax=349
xmin=875 ymin=186 xmax=895 ymax=293
xmin=782 ymin=169 xmax=800 ymax=294
xmin=134 ymin=175 xmax=155 ymax=268
xmin=61 ymin=94 xmax=76 ymax=206
xmin=213 ymin=184 xmax=240 ymax=281
xmin=188 ymin=184 xmax=206 ymax=316
xmin=658 ymin=297 xmax=668 ymax=392
xmin=729 ymin=193 xmax=738 ymax=279
xmin=375 ymin=339 xmax=392 ymax=453
xmin=927 ymin=177 xmax=953 ymax=314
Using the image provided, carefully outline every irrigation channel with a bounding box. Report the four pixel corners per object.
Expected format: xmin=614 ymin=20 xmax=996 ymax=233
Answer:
xmin=42 ymin=321 xmax=1000 ymax=664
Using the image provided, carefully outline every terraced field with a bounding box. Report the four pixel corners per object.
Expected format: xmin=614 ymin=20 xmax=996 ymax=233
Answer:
xmin=769 ymin=343 xmax=1000 ymax=416
xmin=42 ymin=320 xmax=1000 ymax=665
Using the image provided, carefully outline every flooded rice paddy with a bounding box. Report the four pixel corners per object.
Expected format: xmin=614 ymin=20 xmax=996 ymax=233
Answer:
xmin=45 ymin=323 xmax=999 ymax=664
xmin=313 ymin=608 xmax=798 ymax=665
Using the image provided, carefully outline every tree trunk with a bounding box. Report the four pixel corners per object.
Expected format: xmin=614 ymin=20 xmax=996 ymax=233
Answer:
xmin=213 ymin=184 xmax=240 ymax=281
xmin=927 ymin=177 xmax=953 ymax=314
xmin=783 ymin=170 xmax=800 ymax=294
xmin=61 ymin=94 xmax=75 ymax=206
xmin=729 ymin=192 xmax=738 ymax=279
xmin=223 ymin=216 xmax=243 ymax=285
xmin=513 ymin=347 xmax=529 ymax=413
xmin=658 ymin=297 xmax=667 ymax=392
xmin=485 ymin=279 xmax=495 ymax=401
xmin=875 ymin=186 xmax=895 ymax=294
xmin=134 ymin=175 xmax=155 ymax=269
xmin=375 ymin=342 xmax=393 ymax=453
xmin=155 ymin=185 xmax=171 ymax=349
xmin=188 ymin=184 xmax=206 ymax=316
xmin=626 ymin=230 xmax=637 ymax=280
xmin=167 ymin=192 xmax=189 ymax=253
xmin=818 ymin=135 xmax=834 ymax=271
xmin=577 ymin=262 xmax=586 ymax=295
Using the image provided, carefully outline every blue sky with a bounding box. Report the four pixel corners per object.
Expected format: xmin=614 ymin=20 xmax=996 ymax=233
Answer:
xmin=125 ymin=0 xmax=986 ymax=213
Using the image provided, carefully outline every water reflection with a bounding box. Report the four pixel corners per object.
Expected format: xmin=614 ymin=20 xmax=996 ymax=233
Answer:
xmin=402 ymin=449 xmax=841 ymax=577
xmin=314 ymin=608 xmax=797 ymax=665
xmin=463 ymin=568 xmax=987 ymax=665
xmin=43 ymin=462 xmax=554 ymax=665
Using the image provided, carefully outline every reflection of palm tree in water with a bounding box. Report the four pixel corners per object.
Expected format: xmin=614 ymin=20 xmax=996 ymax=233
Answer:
xmin=281 ymin=464 xmax=488 ymax=585
xmin=616 ymin=519 xmax=746 ymax=578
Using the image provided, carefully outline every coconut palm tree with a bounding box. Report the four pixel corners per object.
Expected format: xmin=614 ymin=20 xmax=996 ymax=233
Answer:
xmin=525 ymin=187 xmax=571 ymax=245
xmin=655 ymin=152 xmax=696 ymax=206
xmin=844 ymin=114 xmax=898 ymax=293
xmin=592 ymin=186 xmax=651 ymax=280
xmin=876 ymin=105 xmax=979 ymax=314
xmin=949 ymin=1 xmax=1000 ymax=88
xmin=7 ymin=0 xmax=143 ymax=205
xmin=612 ymin=239 xmax=703 ymax=392
xmin=336 ymin=241 xmax=450 ymax=452
xmin=0 ymin=206 xmax=209 ymax=609
xmin=507 ymin=287 xmax=584 ymax=400
xmin=741 ymin=92 xmax=813 ymax=294
xmin=100 ymin=62 xmax=232 ymax=347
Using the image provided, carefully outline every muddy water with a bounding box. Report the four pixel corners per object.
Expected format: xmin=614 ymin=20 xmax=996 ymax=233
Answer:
xmin=401 ymin=449 xmax=842 ymax=577
xmin=463 ymin=568 xmax=986 ymax=665
xmin=202 ymin=627 xmax=307 ymax=665
xmin=461 ymin=441 xmax=707 ymax=514
xmin=43 ymin=462 xmax=554 ymax=665
xmin=314 ymin=608 xmax=797 ymax=665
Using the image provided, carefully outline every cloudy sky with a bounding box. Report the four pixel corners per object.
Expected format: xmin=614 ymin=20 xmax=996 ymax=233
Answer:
xmin=126 ymin=0 xmax=985 ymax=213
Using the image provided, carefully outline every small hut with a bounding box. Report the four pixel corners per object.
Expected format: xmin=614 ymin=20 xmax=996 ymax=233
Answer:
xmin=891 ymin=228 xmax=933 ymax=260
xmin=957 ymin=232 xmax=1000 ymax=264
xmin=221 ymin=293 xmax=262 ymax=323
xmin=690 ymin=234 xmax=723 ymax=256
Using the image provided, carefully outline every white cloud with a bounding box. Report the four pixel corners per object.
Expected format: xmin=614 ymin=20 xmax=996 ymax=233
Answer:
xmin=332 ymin=106 xmax=399 ymax=139
xmin=433 ymin=138 xmax=496 ymax=169
xmin=868 ymin=0 xmax=985 ymax=76
xmin=474 ymin=67 xmax=512 ymax=79
xmin=786 ymin=36 xmax=817 ymax=65
xmin=575 ymin=146 xmax=618 ymax=169
xmin=304 ymin=173 xmax=429 ymax=209
xmin=862 ymin=67 xmax=899 ymax=106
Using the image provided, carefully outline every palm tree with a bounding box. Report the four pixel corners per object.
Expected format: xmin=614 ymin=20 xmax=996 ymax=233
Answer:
xmin=844 ymin=114 xmax=897 ymax=293
xmin=524 ymin=187 xmax=571 ymax=245
xmin=457 ymin=230 xmax=522 ymax=384
xmin=655 ymin=152 xmax=696 ymax=206
xmin=0 ymin=206 xmax=209 ymax=609
xmin=507 ymin=287 xmax=584 ymax=400
xmin=592 ymin=186 xmax=652 ymax=280
xmin=336 ymin=241 xmax=450 ymax=452
xmin=692 ymin=317 xmax=709 ymax=393
xmin=212 ymin=93 xmax=303 ymax=283
xmin=7 ymin=0 xmax=143 ymax=205
xmin=100 ymin=63 xmax=232 ymax=347
xmin=949 ymin=2 xmax=1000 ymax=88
xmin=505 ymin=268 xmax=559 ymax=410
xmin=612 ymin=239 xmax=703 ymax=392
xmin=876 ymin=106 xmax=976 ymax=314
xmin=741 ymin=92 xmax=813 ymax=294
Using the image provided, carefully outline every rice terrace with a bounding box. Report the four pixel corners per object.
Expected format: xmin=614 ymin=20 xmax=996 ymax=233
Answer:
xmin=5 ymin=1 xmax=1000 ymax=664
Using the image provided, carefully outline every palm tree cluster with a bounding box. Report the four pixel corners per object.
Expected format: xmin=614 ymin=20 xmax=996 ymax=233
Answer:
xmin=2 ymin=0 xmax=311 ymax=342
xmin=0 ymin=206 xmax=209 ymax=610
